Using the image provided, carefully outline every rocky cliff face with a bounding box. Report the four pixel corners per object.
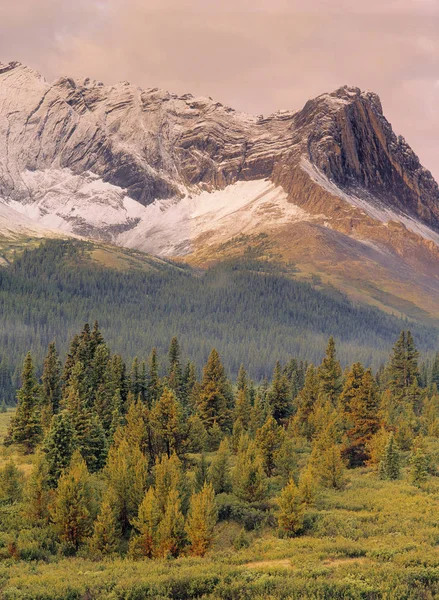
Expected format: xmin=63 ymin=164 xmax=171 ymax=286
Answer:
xmin=1 ymin=61 xmax=439 ymax=319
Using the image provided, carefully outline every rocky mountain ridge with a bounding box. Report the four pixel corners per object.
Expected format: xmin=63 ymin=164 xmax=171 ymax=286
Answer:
xmin=1 ymin=61 xmax=439 ymax=319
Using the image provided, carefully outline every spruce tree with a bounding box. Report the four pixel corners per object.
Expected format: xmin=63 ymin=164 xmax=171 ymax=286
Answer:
xmin=268 ymin=361 xmax=292 ymax=424
xmin=105 ymin=439 xmax=148 ymax=534
xmin=90 ymin=491 xmax=120 ymax=555
xmin=24 ymin=451 xmax=51 ymax=522
xmin=195 ymin=453 xmax=209 ymax=492
xmin=386 ymin=331 xmax=419 ymax=399
xmin=129 ymin=487 xmax=161 ymax=558
xmin=208 ymin=438 xmax=232 ymax=494
xmin=6 ymin=352 xmax=42 ymax=453
xmin=168 ymin=337 xmax=184 ymax=400
xmin=43 ymin=410 xmax=77 ymax=487
xmin=151 ymin=388 xmax=184 ymax=458
xmin=277 ymin=478 xmax=304 ymax=537
xmin=197 ymin=349 xmax=231 ymax=431
xmin=41 ymin=341 xmax=62 ymax=418
xmin=409 ymin=447 xmax=429 ymax=487
xmin=318 ymin=337 xmax=342 ymax=404
xmin=51 ymin=451 xmax=95 ymax=552
xmin=294 ymin=365 xmax=319 ymax=441
xmin=255 ymin=416 xmax=284 ymax=476
xmin=157 ymin=487 xmax=186 ymax=558
xmin=0 ymin=461 xmax=23 ymax=504
xmin=185 ymin=483 xmax=217 ymax=556
xmin=379 ymin=432 xmax=401 ymax=480
xmin=274 ymin=437 xmax=298 ymax=484
xmin=232 ymin=437 xmax=268 ymax=502
xmin=298 ymin=464 xmax=317 ymax=506
xmin=147 ymin=348 xmax=161 ymax=407
xmin=154 ymin=453 xmax=187 ymax=515
xmin=344 ymin=369 xmax=380 ymax=466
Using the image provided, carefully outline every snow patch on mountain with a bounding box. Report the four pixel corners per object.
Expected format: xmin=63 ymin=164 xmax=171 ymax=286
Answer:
xmin=119 ymin=179 xmax=310 ymax=256
xmin=300 ymin=158 xmax=439 ymax=246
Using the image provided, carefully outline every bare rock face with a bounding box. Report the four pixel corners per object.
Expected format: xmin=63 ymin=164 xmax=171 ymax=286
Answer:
xmin=1 ymin=61 xmax=439 ymax=319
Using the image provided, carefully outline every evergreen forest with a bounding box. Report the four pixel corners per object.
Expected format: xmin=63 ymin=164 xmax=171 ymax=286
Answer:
xmin=2 ymin=323 xmax=439 ymax=598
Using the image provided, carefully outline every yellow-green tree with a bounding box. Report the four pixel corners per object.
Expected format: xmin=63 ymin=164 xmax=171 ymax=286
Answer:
xmin=232 ymin=437 xmax=268 ymax=502
xmin=156 ymin=487 xmax=186 ymax=558
xmin=277 ymin=478 xmax=304 ymax=537
xmin=185 ymin=483 xmax=217 ymax=556
xmin=151 ymin=388 xmax=184 ymax=458
xmin=129 ymin=487 xmax=161 ymax=558
xmin=90 ymin=491 xmax=120 ymax=555
xmin=51 ymin=451 xmax=95 ymax=552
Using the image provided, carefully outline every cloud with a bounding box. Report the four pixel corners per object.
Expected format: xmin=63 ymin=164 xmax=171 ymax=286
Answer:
xmin=0 ymin=0 xmax=437 ymax=179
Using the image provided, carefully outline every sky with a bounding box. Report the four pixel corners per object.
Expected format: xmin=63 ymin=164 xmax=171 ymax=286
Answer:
xmin=1 ymin=0 xmax=438 ymax=180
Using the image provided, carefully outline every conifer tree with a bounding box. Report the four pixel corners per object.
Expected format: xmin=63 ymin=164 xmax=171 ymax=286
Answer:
xmin=154 ymin=453 xmax=187 ymax=515
xmin=294 ymin=365 xmax=319 ymax=440
xmin=339 ymin=362 xmax=365 ymax=418
xmin=6 ymin=352 xmax=42 ymax=453
xmin=130 ymin=357 xmax=141 ymax=399
xmin=168 ymin=336 xmax=184 ymax=400
xmin=409 ymin=447 xmax=429 ymax=487
xmin=156 ymin=487 xmax=186 ymax=558
xmin=311 ymin=427 xmax=346 ymax=490
xmin=195 ymin=453 xmax=209 ymax=491
xmin=234 ymin=388 xmax=252 ymax=429
xmin=386 ymin=331 xmax=419 ymax=399
xmin=274 ymin=437 xmax=298 ymax=484
xmin=318 ymin=337 xmax=342 ymax=404
xmin=268 ymin=361 xmax=292 ymax=423
xmin=41 ymin=341 xmax=62 ymax=418
xmin=298 ymin=464 xmax=317 ymax=506
xmin=114 ymin=397 xmax=149 ymax=455
xmin=182 ymin=361 xmax=199 ymax=415
xmin=232 ymin=437 xmax=268 ymax=502
xmin=277 ymin=478 xmax=304 ymax=537
xmin=105 ymin=439 xmax=148 ymax=534
xmin=90 ymin=491 xmax=120 ymax=555
xmin=185 ymin=483 xmax=217 ymax=556
xmin=0 ymin=461 xmax=23 ymax=504
xmin=255 ymin=416 xmax=284 ymax=476
xmin=51 ymin=451 xmax=95 ymax=552
xmin=151 ymin=388 xmax=184 ymax=458
xmin=147 ymin=348 xmax=161 ymax=407
xmin=186 ymin=414 xmax=208 ymax=453
xmin=129 ymin=487 xmax=161 ymax=558
xmin=379 ymin=432 xmax=400 ymax=480
xmin=197 ymin=349 xmax=231 ymax=431
xmin=236 ymin=364 xmax=249 ymax=393
xmin=207 ymin=419 xmax=223 ymax=451
xmin=24 ymin=451 xmax=51 ymax=522
xmin=208 ymin=438 xmax=232 ymax=494
xmin=43 ymin=410 xmax=77 ymax=487
xmin=344 ymin=369 xmax=381 ymax=466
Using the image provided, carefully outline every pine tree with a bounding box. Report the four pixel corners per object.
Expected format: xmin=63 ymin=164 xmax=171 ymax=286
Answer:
xmin=114 ymin=397 xmax=149 ymax=455
xmin=236 ymin=364 xmax=249 ymax=393
xmin=232 ymin=437 xmax=268 ymax=502
xmin=43 ymin=410 xmax=77 ymax=487
xmin=41 ymin=341 xmax=62 ymax=420
xmin=255 ymin=416 xmax=284 ymax=476
xmin=168 ymin=337 xmax=184 ymax=400
xmin=197 ymin=349 xmax=231 ymax=431
xmin=318 ymin=337 xmax=342 ymax=404
xmin=6 ymin=352 xmax=42 ymax=453
xmin=129 ymin=487 xmax=161 ymax=558
xmin=277 ymin=478 xmax=304 ymax=537
xmin=185 ymin=483 xmax=217 ymax=556
xmin=105 ymin=439 xmax=148 ymax=534
xmin=90 ymin=491 xmax=120 ymax=555
xmin=154 ymin=453 xmax=187 ymax=515
xmin=311 ymin=427 xmax=346 ymax=490
xmin=379 ymin=433 xmax=400 ymax=480
xmin=51 ymin=451 xmax=95 ymax=552
xmin=339 ymin=362 xmax=365 ymax=418
xmin=156 ymin=487 xmax=186 ymax=558
xmin=208 ymin=438 xmax=232 ymax=494
xmin=130 ymin=357 xmax=141 ymax=399
xmin=234 ymin=388 xmax=251 ymax=429
xmin=186 ymin=414 xmax=208 ymax=453
xmin=268 ymin=361 xmax=292 ymax=424
xmin=151 ymin=388 xmax=184 ymax=458
xmin=386 ymin=331 xmax=419 ymax=399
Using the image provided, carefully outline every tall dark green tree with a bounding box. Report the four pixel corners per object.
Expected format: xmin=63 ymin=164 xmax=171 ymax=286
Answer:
xmin=5 ymin=352 xmax=42 ymax=453
xmin=268 ymin=361 xmax=291 ymax=424
xmin=386 ymin=331 xmax=419 ymax=399
xmin=197 ymin=349 xmax=231 ymax=431
xmin=318 ymin=337 xmax=342 ymax=404
xmin=147 ymin=348 xmax=161 ymax=407
xmin=43 ymin=410 xmax=77 ymax=487
xmin=41 ymin=342 xmax=62 ymax=416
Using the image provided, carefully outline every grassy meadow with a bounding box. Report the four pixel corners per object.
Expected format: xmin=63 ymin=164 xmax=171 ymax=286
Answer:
xmin=1 ymin=410 xmax=439 ymax=600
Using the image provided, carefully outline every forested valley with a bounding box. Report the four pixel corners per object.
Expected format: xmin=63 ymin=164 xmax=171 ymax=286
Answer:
xmin=0 ymin=239 xmax=437 ymax=405
xmin=1 ymin=323 xmax=439 ymax=598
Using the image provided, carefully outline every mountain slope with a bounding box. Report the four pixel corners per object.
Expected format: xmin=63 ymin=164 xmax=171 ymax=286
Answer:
xmin=1 ymin=61 xmax=439 ymax=318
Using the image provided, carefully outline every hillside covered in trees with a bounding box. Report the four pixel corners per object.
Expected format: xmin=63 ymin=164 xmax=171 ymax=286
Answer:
xmin=0 ymin=239 xmax=437 ymax=403
xmin=2 ymin=325 xmax=439 ymax=597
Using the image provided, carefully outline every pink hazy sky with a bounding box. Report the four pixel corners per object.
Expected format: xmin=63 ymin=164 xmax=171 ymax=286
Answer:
xmin=1 ymin=0 xmax=438 ymax=180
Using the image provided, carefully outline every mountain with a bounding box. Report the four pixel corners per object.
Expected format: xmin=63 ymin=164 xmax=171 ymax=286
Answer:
xmin=1 ymin=61 xmax=439 ymax=319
